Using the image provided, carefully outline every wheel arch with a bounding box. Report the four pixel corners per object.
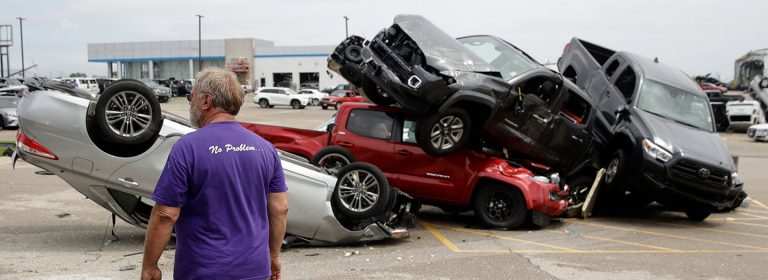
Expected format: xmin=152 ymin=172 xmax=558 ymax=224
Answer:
xmin=469 ymin=177 xmax=533 ymax=210
xmin=437 ymin=92 xmax=495 ymax=136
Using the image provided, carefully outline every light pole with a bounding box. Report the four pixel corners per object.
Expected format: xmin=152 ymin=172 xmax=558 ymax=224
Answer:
xmin=343 ymin=16 xmax=349 ymax=38
xmin=196 ymin=14 xmax=203 ymax=73
xmin=16 ymin=17 xmax=25 ymax=79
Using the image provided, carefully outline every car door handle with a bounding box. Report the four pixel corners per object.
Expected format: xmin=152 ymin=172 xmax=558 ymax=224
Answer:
xmin=338 ymin=142 xmax=355 ymax=148
xmin=396 ymin=149 xmax=414 ymax=156
xmin=532 ymin=114 xmax=548 ymax=123
xmin=118 ymin=177 xmax=139 ymax=188
xmin=571 ymin=135 xmax=583 ymax=143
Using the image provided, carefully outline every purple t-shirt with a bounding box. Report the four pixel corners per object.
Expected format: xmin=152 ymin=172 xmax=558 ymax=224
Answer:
xmin=152 ymin=121 xmax=287 ymax=280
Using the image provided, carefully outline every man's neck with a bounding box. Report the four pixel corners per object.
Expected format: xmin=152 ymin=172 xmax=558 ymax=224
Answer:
xmin=202 ymin=111 xmax=236 ymax=126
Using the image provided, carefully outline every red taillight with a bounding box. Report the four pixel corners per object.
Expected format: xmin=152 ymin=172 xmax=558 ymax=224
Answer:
xmin=17 ymin=131 xmax=58 ymax=160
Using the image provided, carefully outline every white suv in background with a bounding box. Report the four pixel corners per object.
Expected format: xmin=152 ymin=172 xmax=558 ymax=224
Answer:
xmin=726 ymin=100 xmax=765 ymax=131
xmin=253 ymin=87 xmax=310 ymax=109
xmin=297 ymin=89 xmax=328 ymax=106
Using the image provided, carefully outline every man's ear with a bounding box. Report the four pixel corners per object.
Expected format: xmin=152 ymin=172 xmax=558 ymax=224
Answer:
xmin=201 ymin=94 xmax=213 ymax=110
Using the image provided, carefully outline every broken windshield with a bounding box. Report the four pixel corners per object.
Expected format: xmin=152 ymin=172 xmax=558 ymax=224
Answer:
xmin=637 ymin=80 xmax=714 ymax=131
xmin=458 ymin=36 xmax=538 ymax=81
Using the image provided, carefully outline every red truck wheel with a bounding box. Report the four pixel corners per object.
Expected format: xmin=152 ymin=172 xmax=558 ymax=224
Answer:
xmin=312 ymin=146 xmax=356 ymax=176
xmin=473 ymin=183 xmax=526 ymax=229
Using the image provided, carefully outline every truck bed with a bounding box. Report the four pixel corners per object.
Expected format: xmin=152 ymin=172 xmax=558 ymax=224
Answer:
xmin=239 ymin=122 xmax=329 ymax=160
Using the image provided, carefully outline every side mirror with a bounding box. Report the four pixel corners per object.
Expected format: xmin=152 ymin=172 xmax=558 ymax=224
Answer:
xmin=326 ymin=123 xmax=336 ymax=133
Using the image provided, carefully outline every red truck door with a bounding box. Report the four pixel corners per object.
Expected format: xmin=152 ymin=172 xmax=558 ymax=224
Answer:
xmin=390 ymin=118 xmax=464 ymax=203
xmin=333 ymin=108 xmax=397 ymax=172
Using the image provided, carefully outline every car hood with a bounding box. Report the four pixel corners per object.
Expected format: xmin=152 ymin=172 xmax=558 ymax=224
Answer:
xmin=0 ymin=85 xmax=27 ymax=92
xmin=637 ymin=110 xmax=734 ymax=170
xmin=0 ymin=107 xmax=16 ymax=114
xmin=394 ymin=14 xmax=498 ymax=74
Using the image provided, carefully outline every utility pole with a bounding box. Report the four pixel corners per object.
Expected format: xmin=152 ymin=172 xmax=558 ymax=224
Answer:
xmin=16 ymin=17 xmax=25 ymax=79
xmin=196 ymin=14 xmax=203 ymax=73
xmin=343 ymin=16 xmax=349 ymax=39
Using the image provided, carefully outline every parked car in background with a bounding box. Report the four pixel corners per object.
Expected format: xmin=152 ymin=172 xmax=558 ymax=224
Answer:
xmin=694 ymin=74 xmax=730 ymax=90
xmin=0 ymin=78 xmax=29 ymax=97
xmin=140 ymin=80 xmax=172 ymax=103
xmin=320 ymin=89 xmax=365 ymax=110
xmin=297 ymin=89 xmax=328 ymax=105
xmin=67 ymin=78 xmax=100 ymax=98
xmin=559 ymin=37 xmax=746 ymax=219
xmin=726 ymin=100 xmax=765 ymax=131
xmin=177 ymin=79 xmax=194 ymax=97
xmin=0 ymin=96 xmax=19 ymax=130
xmin=253 ymin=87 xmax=310 ymax=109
xmin=13 ymin=80 xmax=419 ymax=246
xmin=242 ymin=103 xmax=569 ymax=229
xmin=702 ymin=87 xmax=744 ymax=131
xmin=747 ymin=123 xmax=768 ymax=141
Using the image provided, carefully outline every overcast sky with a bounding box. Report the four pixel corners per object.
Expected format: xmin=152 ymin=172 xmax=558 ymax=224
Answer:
xmin=1 ymin=0 xmax=766 ymax=80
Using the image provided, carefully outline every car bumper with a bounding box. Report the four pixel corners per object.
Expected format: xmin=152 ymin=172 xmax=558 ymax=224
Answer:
xmin=360 ymin=36 xmax=451 ymax=113
xmin=747 ymin=128 xmax=768 ymax=141
xmin=631 ymin=153 xmax=746 ymax=210
xmin=5 ymin=117 xmax=18 ymax=127
xmin=320 ymin=100 xmax=337 ymax=107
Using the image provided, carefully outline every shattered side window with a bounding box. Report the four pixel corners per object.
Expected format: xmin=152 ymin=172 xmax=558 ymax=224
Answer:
xmin=558 ymin=91 xmax=590 ymax=125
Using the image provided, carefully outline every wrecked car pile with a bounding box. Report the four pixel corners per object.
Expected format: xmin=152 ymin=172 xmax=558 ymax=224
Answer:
xmin=328 ymin=14 xmax=746 ymax=221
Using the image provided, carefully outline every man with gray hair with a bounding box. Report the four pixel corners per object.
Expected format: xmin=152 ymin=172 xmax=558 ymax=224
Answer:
xmin=141 ymin=67 xmax=289 ymax=280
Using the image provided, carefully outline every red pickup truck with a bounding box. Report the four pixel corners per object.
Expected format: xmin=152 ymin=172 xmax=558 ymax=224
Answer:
xmin=241 ymin=103 xmax=568 ymax=228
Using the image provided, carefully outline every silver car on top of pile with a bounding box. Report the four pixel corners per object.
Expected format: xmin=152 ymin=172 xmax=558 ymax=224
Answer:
xmin=13 ymin=79 xmax=418 ymax=246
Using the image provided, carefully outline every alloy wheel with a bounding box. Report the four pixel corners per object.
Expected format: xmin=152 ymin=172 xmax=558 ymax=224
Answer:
xmin=605 ymin=158 xmax=620 ymax=184
xmin=429 ymin=115 xmax=464 ymax=151
xmin=104 ymin=91 xmax=152 ymax=138
xmin=337 ymin=169 xmax=380 ymax=213
xmin=486 ymin=192 xmax=514 ymax=222
xmin=318 ymin=153 xmax=351 ymax=176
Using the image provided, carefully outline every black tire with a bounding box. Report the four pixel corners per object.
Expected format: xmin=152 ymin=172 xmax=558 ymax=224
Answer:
xmin=259 ymin=99 xmax=270 ymax=108
xmin=311 ymin=146 xmax=356 ymax=176
xmin=416 ymin=107 xmax=471 ymax=156
xmin=343 ymin=44 xmax=363 ymax=64
xmin=0 ymin=118 xmax=5 ymax=131
xmin=332 ymin=162 xmax=390 ymax=220
xmin=312 ymin=98 xmax=320 ymax=106
xmin=603 ymin=149 xmax=628 ymax=194
xmin=291 ymin=100 xmax=301 ymax=109
xmin=473 ymin=183 xmax=527 ymax=229
xmin=361 ymin=77 xmax=395 ymax=106
xmin=685 ymin=209 xmax=711 ymax=221
xmin=322 ymin=105 xmax=328 ymax=110
xmin=94 ymin=79 xmax=162 ymax=145
xmin=567 ymin=175 xmax=595 ymax=205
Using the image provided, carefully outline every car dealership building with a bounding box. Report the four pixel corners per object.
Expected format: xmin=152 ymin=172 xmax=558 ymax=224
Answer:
xmin=87 ymin=38 xmax=348 ymax=90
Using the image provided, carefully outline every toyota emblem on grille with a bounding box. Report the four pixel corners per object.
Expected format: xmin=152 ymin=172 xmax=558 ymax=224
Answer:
xmin=697 ymin=168 xmax=711 ymax=179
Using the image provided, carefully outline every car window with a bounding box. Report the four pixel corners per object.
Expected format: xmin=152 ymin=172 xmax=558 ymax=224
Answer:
xmin=614 ymin=66 xmax=637 ymax=101
xmin=558 ymin=91 xmax=591 ymax=125
xmin=605 ymin=59 xmax=620 ymax=77
xmin=402 ymin=119 xmax=418 ymax=144
xmin=346 ymin=109 xmax=394 ymax=140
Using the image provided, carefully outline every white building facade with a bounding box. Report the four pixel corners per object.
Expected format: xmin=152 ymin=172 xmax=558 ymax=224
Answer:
xmin=87 ymin=38 xmax=348 ymax=90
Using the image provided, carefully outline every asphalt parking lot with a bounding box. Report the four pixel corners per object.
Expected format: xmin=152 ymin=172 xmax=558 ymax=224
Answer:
xmin=1 ymin=94 xmax=767 ymax=279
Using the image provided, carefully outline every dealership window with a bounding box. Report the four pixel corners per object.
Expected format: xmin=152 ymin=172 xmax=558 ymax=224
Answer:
xmin=140 ymin=63 xmax=149 ymax=79
xmin=273 ymin=73 xmax=294 ymax=88
xmin=299 ymin=72 xmax=320 ymax=89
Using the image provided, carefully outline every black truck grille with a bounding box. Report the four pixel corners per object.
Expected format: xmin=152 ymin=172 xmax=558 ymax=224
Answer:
xmin=670 ymin=159 xmax=729 ymax=188
xmin=729 ymin=115 xmax=751 ymax=122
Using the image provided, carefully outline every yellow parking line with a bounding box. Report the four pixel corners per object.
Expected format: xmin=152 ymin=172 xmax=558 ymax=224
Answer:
xmin=653 ymin=221 xmax=768 ymax=240
xmin=747 ymin=197 xmax=768 ymax=211
xmin=547 ymin=230 xmax=680 ymax=252
xmin=736 ymin=212 xmax=768 ymax=220
xmin=420 ymin=221 xmax=461 ymax=252
xmin=433 ymin=224 xmax=581 ymax=252
xmin=567 ymin=220 xmax=768 ymax=250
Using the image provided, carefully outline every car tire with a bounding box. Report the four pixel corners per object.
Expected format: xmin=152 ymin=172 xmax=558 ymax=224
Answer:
xmin=94 ymin=79 xmax=162 ymax=145
xmin=291 ymin=100 xmax=301 ymax=109
xmin=332 ymin=162 xmax=391 ymax=220
xmin=322 ymin=105 xmax=328 ymax=110
xmin=259 ymin=99 xmax=270 ymax=108
xmin=473 ymin=183 xmax=527 ymax=229
xmin=684 ymin=209 xmax=711 ymax=221
xmin=343 ymin=44 xmax=364 ymax=64
xmin=603 ymin=149 xmax=628 ymax=194
xmin=0 ymin=118 xmax=5 ymax=131
xmin=312 ymin=98 xmax=320 ymax=106
xmin=361 ymin=77 xmax=395 ymax=106
xmin=567 ymin=174 xmax=595 ymax=205
xmin=311 ymin=146 xmax=356 ymax=176
xmin=416 ymin=107 xmax=471 ymax=157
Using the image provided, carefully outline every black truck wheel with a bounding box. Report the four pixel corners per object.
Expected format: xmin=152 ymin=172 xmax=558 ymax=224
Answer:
xmin=473 ymin=183 xmax=527 ymax=229
xmin=603 ymin=149 xmax=628 ymax=194
xmin=684 ymin=209 xmax=711 ymax=221
xmin=332 ymin=162 xmax=390 ymax=220
xmin=94 ymin=79 xmax=162 ymax=145
xmin=311 ymin=146 xmax=356 ymax=176
xmin=416 ymin=107 xmax=471 ymax=156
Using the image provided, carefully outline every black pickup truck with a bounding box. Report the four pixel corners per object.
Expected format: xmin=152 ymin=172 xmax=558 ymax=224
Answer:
xmin=558 ymin=38 xmax=746 ymax=220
